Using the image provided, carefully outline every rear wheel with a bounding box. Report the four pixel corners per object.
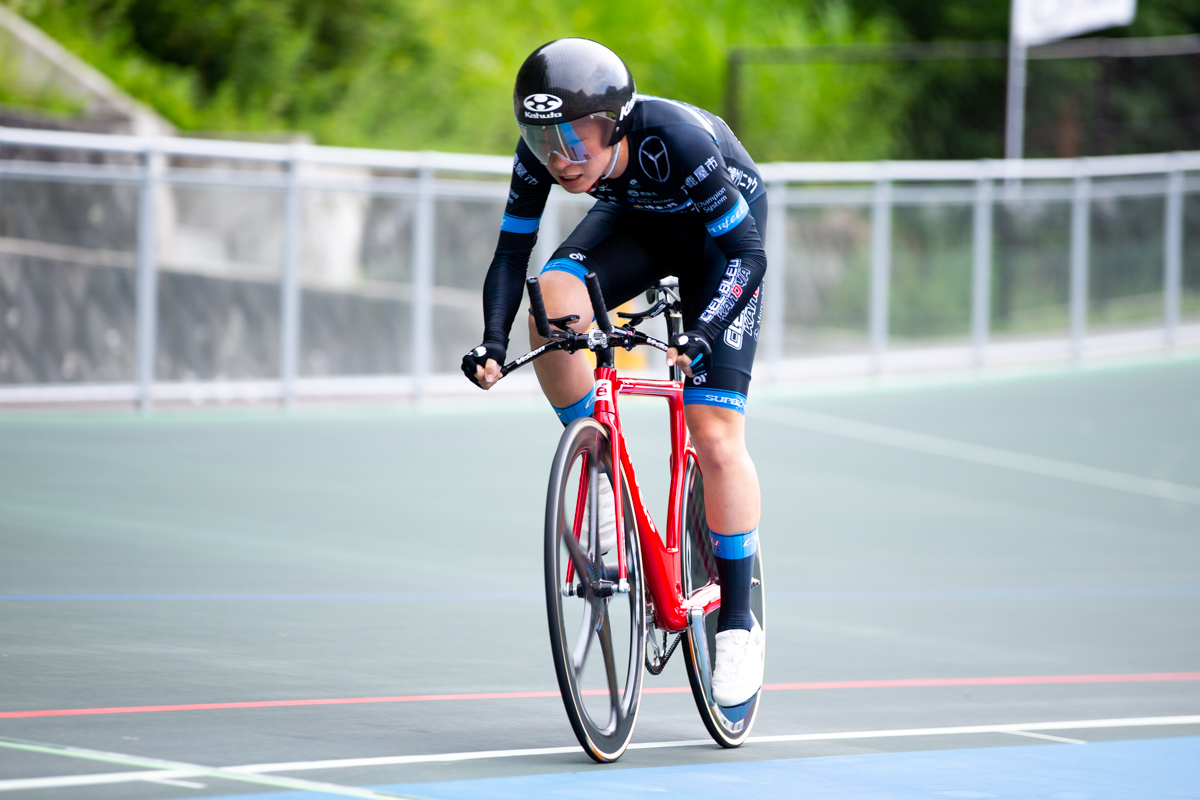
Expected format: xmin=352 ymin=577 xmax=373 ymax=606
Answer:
xmin=680 ymin=455 xmax=765 ymax=747
xmin=545 ymin=417 xmax=646 ymax=763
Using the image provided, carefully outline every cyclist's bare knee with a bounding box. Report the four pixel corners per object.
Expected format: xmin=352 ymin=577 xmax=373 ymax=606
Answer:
xmin=686 ymin=405 xmax=748 ymax=472
xmin=528 ymin=271 xmax=593 ymax=346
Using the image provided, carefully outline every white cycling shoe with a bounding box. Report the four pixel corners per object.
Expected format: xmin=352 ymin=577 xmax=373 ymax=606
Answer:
xmin=710 ymin=620 xmax=765 ymax=708
xmin=582 ymin=471 xmax=617 ymax=556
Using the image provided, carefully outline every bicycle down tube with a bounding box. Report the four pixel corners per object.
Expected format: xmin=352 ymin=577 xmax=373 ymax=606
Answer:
xmin=594 ymin=370 xmax=722 ymax=632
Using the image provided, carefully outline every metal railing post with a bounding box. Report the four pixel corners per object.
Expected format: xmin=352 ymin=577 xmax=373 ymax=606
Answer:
xmin=1004 ymin=40 xmax=1028 ymax=162
xmin=1163 ymin=163 xmax=1184 ymax=348
xmin=411 ymin=164 xmax=435 ymax=400
xmin=764 ymin=181 xmax=787 ymax=374
xmin=971 ymin=175 xmax=994 ymax=367
xmin=1069 ymin=169 xmax=1091 ymax=360
xmin=279 ymin=150 xmax=302 ymax=407
xmin=869 ymin=177 xmax=893 ymax=374
xmin=135 ymin=146 xmax=163 ymax=411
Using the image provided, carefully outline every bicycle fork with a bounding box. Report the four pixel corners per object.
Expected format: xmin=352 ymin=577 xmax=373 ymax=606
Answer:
xmin=591 ymin=366 xmax=628 ymax=592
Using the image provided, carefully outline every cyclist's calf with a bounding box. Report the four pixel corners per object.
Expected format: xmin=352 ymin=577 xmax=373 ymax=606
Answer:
xmin=684 ymin=404 xmax=761 ymax=536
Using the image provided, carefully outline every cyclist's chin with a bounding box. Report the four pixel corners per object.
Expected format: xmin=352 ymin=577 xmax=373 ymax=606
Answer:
xmin=555 ymin=172 xmax=594 ymax=193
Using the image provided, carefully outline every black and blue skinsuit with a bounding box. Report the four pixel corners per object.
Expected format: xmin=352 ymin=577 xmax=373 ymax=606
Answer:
xmin=480 ymin=94 xmax=768 ymax=411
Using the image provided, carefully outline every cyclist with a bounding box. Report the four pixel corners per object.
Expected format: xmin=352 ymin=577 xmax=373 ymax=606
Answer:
xmin=463 ymin=38 xmax=765 ymax=709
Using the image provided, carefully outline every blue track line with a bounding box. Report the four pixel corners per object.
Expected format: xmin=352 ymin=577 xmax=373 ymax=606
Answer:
xmin=153 ymin=736 xmax=1200 ymax=800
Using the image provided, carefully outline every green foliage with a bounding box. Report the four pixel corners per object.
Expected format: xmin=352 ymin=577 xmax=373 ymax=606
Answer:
xmin=3 ymin=0 xmax=905 ymax=157
xmin=4 ymin=0 xmax=1198 ymax=159
xmin=841 ymin=0 xmax=1200 ymax=158
xmin=0 ymin=72 xmax=86 ymax=116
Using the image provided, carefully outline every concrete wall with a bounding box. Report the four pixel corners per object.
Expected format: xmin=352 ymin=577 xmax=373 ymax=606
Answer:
xmin=0 ymin=4 xmax=173 ymax=136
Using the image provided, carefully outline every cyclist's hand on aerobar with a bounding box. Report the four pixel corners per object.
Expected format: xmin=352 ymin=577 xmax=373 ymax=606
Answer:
xmin=462 ymin=341 xmax=506 ymax=389
xmin=666 ymin=330 xmax=712 ymax=379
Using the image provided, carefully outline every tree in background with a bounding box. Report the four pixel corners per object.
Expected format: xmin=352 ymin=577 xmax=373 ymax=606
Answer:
xmin=3 ymin=0 xmax=1198 ymax=159
xmin=839 ymin=0 xmax=1200 ymax=158
xmin=2 ymin=0 xmax=900 ymax=157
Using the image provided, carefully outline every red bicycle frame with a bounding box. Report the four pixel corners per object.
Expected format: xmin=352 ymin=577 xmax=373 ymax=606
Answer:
xmin=567 ymin=364 xmax=721 ymax=633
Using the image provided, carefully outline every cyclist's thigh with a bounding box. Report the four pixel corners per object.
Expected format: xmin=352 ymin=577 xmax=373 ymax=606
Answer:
xmin=545 ymin=203 xmax=694 ymax=308
xmin=678 ymin=196 xmax=768 ymax=412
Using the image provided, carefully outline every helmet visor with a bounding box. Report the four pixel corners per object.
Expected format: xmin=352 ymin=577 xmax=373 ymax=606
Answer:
xmin=518 ymin=114 xmax=616 ymax=165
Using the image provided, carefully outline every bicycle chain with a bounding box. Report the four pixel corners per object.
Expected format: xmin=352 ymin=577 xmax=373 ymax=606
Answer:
xmin=645 ymin=631 xmax=683 ymax=675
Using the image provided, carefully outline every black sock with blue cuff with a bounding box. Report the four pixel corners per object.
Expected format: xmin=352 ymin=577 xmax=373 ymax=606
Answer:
xmin=710 ymin=527 xmax=758 ymax=633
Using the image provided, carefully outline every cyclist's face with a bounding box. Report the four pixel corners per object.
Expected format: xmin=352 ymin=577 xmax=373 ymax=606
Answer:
xmin=546 ymin=144 xmax=612 ymax=193
xmin=540 ymin=117 xmax=614 ymax=193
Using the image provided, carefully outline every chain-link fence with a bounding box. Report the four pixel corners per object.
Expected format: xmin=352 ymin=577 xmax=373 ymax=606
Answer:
xmin=1 ymin=126 xmax=1197 ymax=406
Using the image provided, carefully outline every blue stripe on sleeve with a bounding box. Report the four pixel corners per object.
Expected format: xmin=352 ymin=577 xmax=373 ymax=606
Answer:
xmin=710 ymin=527 xmax=759 ymax=560
xmin=540 ymin=257 xmax=589 ymax=282
xmin=683 ymin=387 xmax=746 ymax=414
xmin=500 ymin=214 xmax=541 ymax=234
xmin=705 ymin=195 xmax=749 ymax=238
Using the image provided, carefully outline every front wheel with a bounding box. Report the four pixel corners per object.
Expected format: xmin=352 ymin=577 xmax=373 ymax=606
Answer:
xmin=545 ymin=417 xmax=646 ymax=763
xmin=680 ymin=455 xmax=766 ymax=747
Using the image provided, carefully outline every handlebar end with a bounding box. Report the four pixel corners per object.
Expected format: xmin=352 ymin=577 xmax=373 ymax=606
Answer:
xmin=584 ymin=272 xmax=613 ymax=333
xmin=526 ymin=276 xmax=552 ymax=340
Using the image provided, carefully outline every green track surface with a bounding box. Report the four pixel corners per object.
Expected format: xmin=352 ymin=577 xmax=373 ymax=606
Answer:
xmin=0 ymin=358 xmax=1197 ymax=798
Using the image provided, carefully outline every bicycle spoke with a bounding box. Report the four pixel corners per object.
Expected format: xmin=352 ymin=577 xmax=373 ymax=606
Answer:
xmin=560 ymin=507 xmax=596 ymax=584
xmin=596 ymin=606 xmax=621 ymax=716
xmin=571 ymin=598 xmax=600 ymax=673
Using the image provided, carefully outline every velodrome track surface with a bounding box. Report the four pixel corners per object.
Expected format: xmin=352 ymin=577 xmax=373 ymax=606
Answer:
xmin=1 ymin=355 xmax=1198 ymax=799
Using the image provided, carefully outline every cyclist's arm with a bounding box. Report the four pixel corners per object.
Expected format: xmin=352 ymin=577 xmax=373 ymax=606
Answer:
xmin=481 ymin=141 xmax=554 ymax=352
xmin=680 ymin=137 xmax=767 ymax=346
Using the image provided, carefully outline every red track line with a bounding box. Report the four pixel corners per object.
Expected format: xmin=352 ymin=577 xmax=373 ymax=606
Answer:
xmin=3 ymin=672 xmax=1197 ymax=720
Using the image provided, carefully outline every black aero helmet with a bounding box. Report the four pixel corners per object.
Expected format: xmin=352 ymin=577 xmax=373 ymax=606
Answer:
xmin=514 ymin=38 xmax=635 ymax=165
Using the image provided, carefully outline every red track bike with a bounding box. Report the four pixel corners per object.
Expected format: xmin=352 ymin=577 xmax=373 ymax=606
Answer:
xmin=499 ymin=272 xmax=766 ymax=762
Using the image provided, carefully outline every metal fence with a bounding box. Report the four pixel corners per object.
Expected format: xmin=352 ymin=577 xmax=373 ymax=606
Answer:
xmin=1 ymin=125 xmax=1197 ymax=407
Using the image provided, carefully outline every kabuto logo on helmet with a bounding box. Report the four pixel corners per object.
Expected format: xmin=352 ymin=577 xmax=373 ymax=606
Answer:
xmin=523 ymin=94 xmax=564 ymax=118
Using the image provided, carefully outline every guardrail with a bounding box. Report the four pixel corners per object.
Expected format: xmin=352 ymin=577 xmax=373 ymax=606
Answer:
xmin=1 ymin=125 xmax=1197 ymax=407
xmin=757 ymin=153 xmax=1200 ymax=374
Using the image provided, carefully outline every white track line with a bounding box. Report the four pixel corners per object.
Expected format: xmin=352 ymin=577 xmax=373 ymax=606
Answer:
xmin=746 ymin=715 xmax=1200 ymax=744
xmin=752 ymin=404 xmax=1200 ymax=506
xmin=1003 ymin=730 xmax=1088 ymax=745
xmin=145 ymin=776 xmax=208 ymax=789
xmin=2 ymin=715 xmax=1198 ymax=792
xmin=0 ymin=739 xmax=421 ymax=799
xmin=0 ymin=770 xmax=207 ymax=792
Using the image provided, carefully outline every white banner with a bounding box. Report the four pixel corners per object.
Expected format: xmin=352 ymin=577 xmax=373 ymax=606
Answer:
xmin=1012 ymin=0 xmax=1137 ymax=46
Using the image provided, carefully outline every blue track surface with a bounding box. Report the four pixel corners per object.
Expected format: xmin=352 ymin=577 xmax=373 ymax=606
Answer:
xmin=187 ymin=737 xmax=1200 ymax=800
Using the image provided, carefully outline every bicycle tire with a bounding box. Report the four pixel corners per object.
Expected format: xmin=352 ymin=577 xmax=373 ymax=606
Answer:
xmin=680 ymin=454 xmax=766 ymax=748
xmin=544 ymin=417 xmax=646 ymax=763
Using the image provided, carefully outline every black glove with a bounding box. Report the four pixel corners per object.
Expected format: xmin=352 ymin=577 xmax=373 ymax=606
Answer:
xmin=461 ymin=340 xmax=507 ymax=388
xmin=670 ymin=330 xmax=712 ymax=372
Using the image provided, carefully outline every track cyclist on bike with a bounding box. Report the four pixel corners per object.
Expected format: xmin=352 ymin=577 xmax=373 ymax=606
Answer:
xmin=463 ymin=38 xmax=766 ymax=709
